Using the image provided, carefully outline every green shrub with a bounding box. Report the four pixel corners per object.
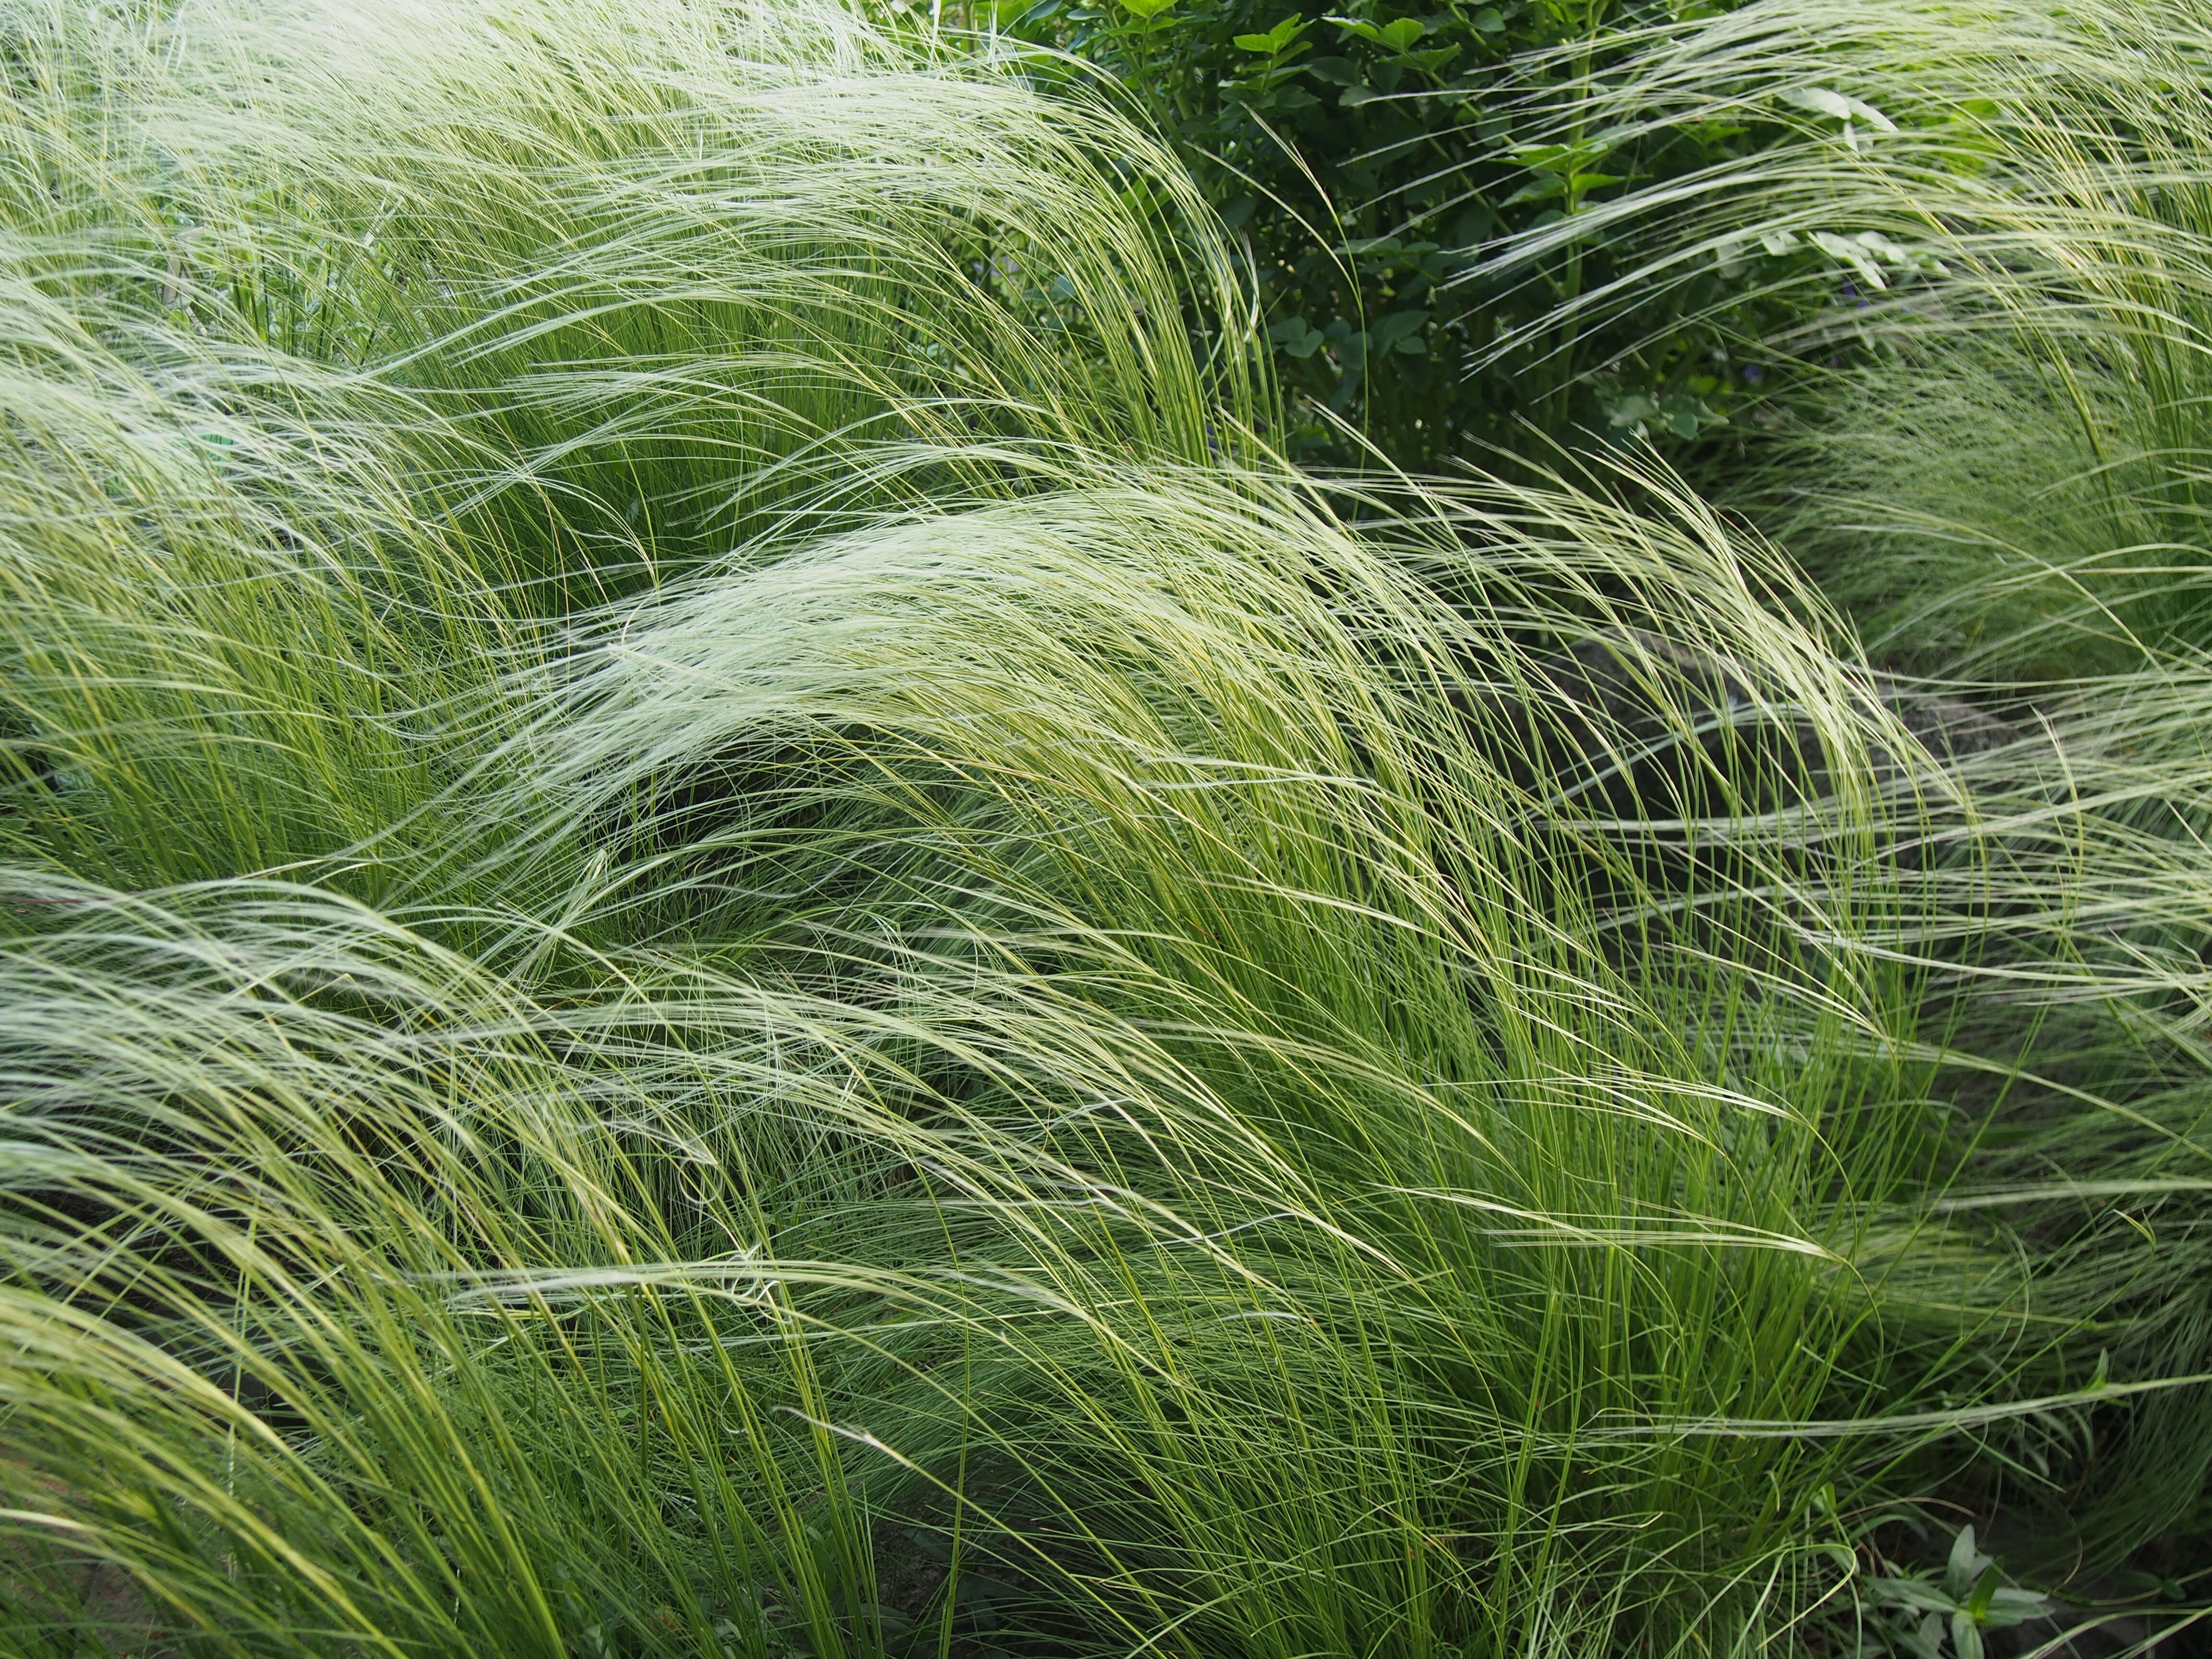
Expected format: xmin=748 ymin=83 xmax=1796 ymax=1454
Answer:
xmin=952 ymin=0 xmax=1828 ymax=470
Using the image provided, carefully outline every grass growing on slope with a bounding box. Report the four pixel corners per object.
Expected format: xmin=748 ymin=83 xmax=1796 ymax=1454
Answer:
xmin=5 ymin=3 xmax=2212 ymax=1657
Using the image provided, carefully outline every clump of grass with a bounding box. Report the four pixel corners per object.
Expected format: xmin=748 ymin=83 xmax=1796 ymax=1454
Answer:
xmin=1473 ymin=0 xmax=2212 ymax=678
xmin=1458 ymin=0 xmax=2212 ymax=1577
xmin=6 ymin=3 xmax=2212 ymax=1657
xmin=0 ymin=0 xmax=1258 ymax=889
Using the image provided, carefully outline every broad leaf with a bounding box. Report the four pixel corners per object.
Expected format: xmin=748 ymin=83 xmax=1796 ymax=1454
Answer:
xmin=1945 ymin=1526 xmax=1988 ymax=1604
xmin=1984 ymin=1588 xmax=2055 ymax=1630
xmin=1326 ymin=14 xmax=1425 ymax=51
xmin=1234 ymin=13 xmax=1310 ymax=52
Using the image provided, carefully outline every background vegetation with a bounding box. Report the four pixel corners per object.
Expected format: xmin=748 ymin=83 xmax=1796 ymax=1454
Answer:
xmin=3 ymin=1 xmax=2211 ymax=1657
xmin=916 ymin=0 xmax=1837 ymax=467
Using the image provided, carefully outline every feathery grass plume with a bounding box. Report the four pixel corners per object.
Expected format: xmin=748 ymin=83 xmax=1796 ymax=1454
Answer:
xmin=18 ymin=438 xmax=2202 ymax=1652
xmin=0 ymin=0 xmax=1258 ymax=892
xmin=0 ymin=465 xmax=1882 ymax=1659
xmin=6 ymin=0 xmax=2212 ymax=1655
xmin=1464 ymin=0 xmax=2212 ymax=679
xmin=1453 ymin=0 xmax=2212 ymax=1567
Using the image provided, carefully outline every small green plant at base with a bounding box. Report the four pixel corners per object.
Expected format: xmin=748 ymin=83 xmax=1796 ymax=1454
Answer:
xmin=1857 ymin=1526 xmax=2052 ymax=1659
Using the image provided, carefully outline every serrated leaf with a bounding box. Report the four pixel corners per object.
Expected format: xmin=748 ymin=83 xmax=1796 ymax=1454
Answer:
xmin=1118 ymin=0 xmax=1178 ymax=17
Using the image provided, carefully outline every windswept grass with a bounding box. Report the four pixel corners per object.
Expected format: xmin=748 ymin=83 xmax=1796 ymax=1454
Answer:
xmin=3 ymin=2 xmax=2211 ymax=1657
xmin=1471 ymin=0 xmax=2212 ymax=679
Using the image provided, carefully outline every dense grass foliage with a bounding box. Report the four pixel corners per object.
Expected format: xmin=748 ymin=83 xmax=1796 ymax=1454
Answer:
xmin=2 ymin=3 xmax=2211 ymax=1658
xmin=1471 ymin=0 xmax=2212 ymax=678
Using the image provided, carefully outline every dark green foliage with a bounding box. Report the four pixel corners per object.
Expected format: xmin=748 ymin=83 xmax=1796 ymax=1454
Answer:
xmin=970 ymin=0 xmax=1816 ymax=469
